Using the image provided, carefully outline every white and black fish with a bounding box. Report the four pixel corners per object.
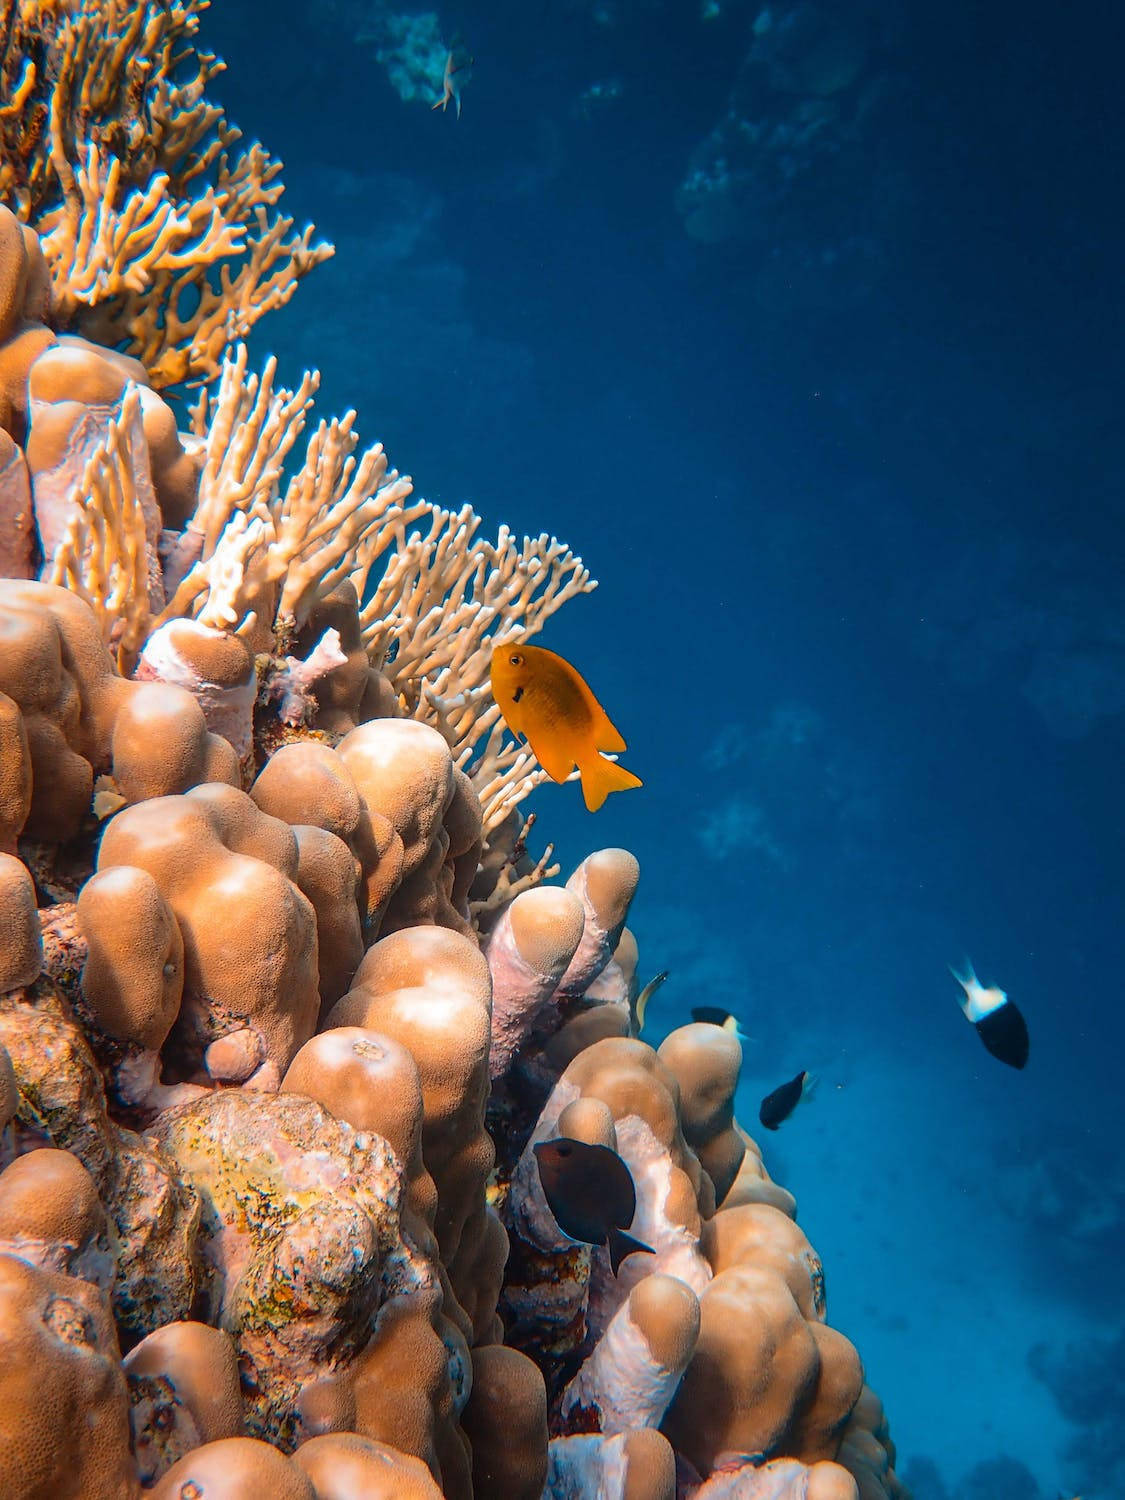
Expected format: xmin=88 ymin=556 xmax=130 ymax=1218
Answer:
xmin=690 ymin=1005 xmax=750 ymax=1040
xmin=949 ymin=961 xmax=1029 ymax=1070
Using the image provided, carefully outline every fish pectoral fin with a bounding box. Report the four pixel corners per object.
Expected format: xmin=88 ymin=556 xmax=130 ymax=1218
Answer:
xmin=606 ymin=1226 xmax=654 ymax=1276
xmin=500 ymin=703 xmax=526 ymax=738
xmin=948 ymin=958 xmax=978 ymax=991
xmin=525 ymin=732 xmax=578 ymax=785
xmin=578 ymin=752 xmax=643 ymax=812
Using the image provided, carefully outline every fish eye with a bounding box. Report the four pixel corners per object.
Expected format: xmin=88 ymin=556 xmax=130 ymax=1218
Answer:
xmin=509 ymin=652 xmax=523 ymax=667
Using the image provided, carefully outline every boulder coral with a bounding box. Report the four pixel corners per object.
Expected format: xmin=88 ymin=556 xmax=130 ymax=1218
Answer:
xmin=0 ymin=3 xmax=912 ymax=1497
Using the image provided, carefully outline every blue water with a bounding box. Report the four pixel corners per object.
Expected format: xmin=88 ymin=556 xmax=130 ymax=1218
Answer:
xmin=212 ymin=2 xmax=1124 ymax=1494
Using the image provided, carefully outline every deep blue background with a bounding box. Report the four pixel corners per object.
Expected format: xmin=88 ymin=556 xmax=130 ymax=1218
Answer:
xmin=203 ymin=2 xmax=1124 ymax=1493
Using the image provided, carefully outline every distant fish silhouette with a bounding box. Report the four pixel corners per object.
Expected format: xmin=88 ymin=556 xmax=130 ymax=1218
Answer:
xmin=432 ymin=39 xmax=473 ymax=118
xmin=533 ymin=1136 xmax=653 ymax=1274
xmin=949 ymin=960 xmax=1029 ymax=1069
xmin=629 ymin=969 xmax=668 ymax=1038
xmin=758 ymin=1070 xmax=816 ymax=1131
xmin=691 ymin=1005 xmax=750 ymax=1040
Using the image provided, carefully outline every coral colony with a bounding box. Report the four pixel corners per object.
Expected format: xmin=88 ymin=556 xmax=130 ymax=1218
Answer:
xmin=0 ymin=3 xmax=908 ymax=1497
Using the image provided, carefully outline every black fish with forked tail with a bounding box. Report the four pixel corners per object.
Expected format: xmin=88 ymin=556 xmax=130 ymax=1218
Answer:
xmin=758 ymin=1070 xmax=816 ymax=1130
xmin=533 ymin=1137 xmax=653 ymax=1274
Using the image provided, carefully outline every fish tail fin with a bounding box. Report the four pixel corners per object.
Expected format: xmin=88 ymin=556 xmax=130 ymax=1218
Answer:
xmin=948 ymin=957 xmax=978 ymax=990
xmin=801 ymin=1071 xmax=819 ymax=1101
xmin=948 ymin=957 xmax=979 ymax=1017
xmin=580 ymin=753 xmax=643 ymax=812
xmin=607 ymin=1226 xmax=654 ymax=1276
xmin=722 ymin=1015 xmax=754 ymax=1043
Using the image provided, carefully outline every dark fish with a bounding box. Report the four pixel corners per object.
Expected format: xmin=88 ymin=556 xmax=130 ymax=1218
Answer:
xmin=690 ymin=1005 xmax=749 ymax=1039
xmin=949 ymin=961 xmax=1029 ymax=1070
xmin=758 ymin=1070 xmax=814 ymax=1130
xmin=533 ymin=1137 xmax=653 ymax=1274
xmin=629 ymin=969 xmax=668 ymax=1038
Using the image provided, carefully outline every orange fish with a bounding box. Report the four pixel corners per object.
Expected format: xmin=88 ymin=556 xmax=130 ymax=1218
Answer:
xmin=489 ymin=643 xmax=642 ymax=812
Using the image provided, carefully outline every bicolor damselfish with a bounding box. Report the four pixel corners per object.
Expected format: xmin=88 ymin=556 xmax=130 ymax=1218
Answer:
xmin=949 ymin=960 xmax=1029 ymax=1070
xmin=758 ymin=1070 xmax=817 ymax=1130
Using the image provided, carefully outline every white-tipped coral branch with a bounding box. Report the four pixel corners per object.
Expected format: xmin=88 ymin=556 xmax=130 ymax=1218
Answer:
xmin=157 ymin=346 xmax=424 ymax=640
xmin=271 ymin=416 xmax=425 ymax=627
xmin=189 ymin=346 xmax=318 ymax=554
xmin=23 ymin=321 xmax=597 ymax=828
xmin=47 ymin=383 xmax=154 ymax=667
xmin=0 ymin=0 xmax=332 ymax=387
xmin=37 ymin=146 xmax=243 ymax=322
xmin=361 ymin=510 xmax=596 ymax=816
xmin=461 ymin=718 xmax=561 ymax=833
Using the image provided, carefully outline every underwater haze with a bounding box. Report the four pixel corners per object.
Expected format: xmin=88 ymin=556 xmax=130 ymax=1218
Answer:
xmin=208 ymin=1 xmax=1125 ymax=1494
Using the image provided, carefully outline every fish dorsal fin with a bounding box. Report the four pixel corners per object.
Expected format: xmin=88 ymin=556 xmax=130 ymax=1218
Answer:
xmin=528 ymin=732 xmax=578 ymax=786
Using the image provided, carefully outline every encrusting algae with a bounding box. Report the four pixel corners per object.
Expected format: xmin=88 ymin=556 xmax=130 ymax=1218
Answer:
xmin=0 ymin=3 xmax=912 ymax=1498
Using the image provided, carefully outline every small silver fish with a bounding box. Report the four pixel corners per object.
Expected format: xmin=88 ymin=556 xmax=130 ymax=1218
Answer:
xmin=432 ymin=41 xmax=473 ymax=119
xmin=629 ymin=969 xmax=668 ymax=1038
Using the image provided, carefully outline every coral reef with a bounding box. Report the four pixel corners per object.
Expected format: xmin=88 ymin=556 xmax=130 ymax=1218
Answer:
xmin=0 ymin=0 xmax=332 ymax=388
xmin=0 ymin=3 xmax=912 ymax=1497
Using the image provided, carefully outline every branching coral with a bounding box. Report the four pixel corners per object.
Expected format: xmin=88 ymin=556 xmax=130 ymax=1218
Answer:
xmin=33 ymin=335 xmax=595 ymax=828
xmin=159 ymin=345 xmax=422 ymax=638
xmin=47 ymin=381 xmax=153 ymax=666
xmin=0 ymin=0 xmax=595 ymax=832
xmin=8 ymin=321 xmax=593 ymax=828
xmin=0 ymin=0 xmax=331 ymax=386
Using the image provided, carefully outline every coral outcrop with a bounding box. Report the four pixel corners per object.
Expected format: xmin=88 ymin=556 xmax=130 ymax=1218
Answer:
xmin=0 ymin=3 xmax=912 ymax=1497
